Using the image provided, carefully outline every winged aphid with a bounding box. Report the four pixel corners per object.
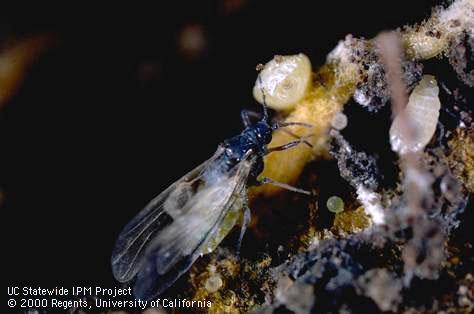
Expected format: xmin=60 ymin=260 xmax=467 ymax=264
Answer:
xmin=111 ymin=76 xmax=313 ymax=300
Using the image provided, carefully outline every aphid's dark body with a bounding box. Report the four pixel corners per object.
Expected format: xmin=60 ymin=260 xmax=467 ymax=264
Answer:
xmin=111 ymin=88 xmax=310 ymax=300
xmin=219 ymin=120 xmax=272 ymax=178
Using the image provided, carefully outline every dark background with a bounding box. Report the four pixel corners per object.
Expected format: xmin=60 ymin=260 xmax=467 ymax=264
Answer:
xmin=1 ymin=0 xmax=439 ymax=295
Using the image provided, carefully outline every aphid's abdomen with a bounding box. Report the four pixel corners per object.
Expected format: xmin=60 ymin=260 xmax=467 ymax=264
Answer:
xmin=390 ymin=75 xmax=441 ymax=154
xmin=198 ymin=197 xmax=242 ymax=255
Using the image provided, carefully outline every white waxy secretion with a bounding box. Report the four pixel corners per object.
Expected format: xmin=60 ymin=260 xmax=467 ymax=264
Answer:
xmin=389 ymin=75 xmax=441 ymax=154
xmin=253 ymin=53 xmax=312 ymax=111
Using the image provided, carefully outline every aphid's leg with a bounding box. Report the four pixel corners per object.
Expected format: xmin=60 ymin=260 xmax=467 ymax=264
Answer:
xmin=236 ymin=193 xmax=251 ymax=257
xmin=272 ymin=121 xmax=315 ymax=147
xmin=436 ymin=120 xmax=446 ymax=145
xmin=441 ymin=106 xmax=458 ymax=119
xmin=266 ymin=134 xmax=315 ymax=153
xmin=440 ymin=81 xmax=452 ymax=95
xmin=276 ymin=121 xmax=313 ymax=128
xmin=279 ymin=128 xmax=313 ymax=148
xmin=241 ymin=109 xmax=262 ymax=128
xmin=257 ymin=176 xmax=311 ymax=195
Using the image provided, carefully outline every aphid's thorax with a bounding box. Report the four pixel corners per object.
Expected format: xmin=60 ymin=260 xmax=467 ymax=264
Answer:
xmin=222 ymin=121 xmax=272 ymax=167
xmin=201 ymin=120 xmax=271 ymax=185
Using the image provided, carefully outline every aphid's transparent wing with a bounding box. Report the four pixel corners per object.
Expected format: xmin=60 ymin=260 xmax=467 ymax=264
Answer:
xmin=111 ymin=147 xmax=225 ymax=283
xmin=132 ymin=153 xmax=255 ymax=300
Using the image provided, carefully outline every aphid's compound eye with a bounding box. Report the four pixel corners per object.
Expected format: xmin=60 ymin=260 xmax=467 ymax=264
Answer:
xmin=264 ymin=132 xmax=272 ymax=144
xmin=253 ymin=53 xmax=312 ymax=111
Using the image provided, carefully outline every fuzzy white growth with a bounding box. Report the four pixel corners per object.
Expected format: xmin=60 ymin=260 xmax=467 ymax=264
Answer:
xmin=356 ymin=186 xmax=385 ymax=225
xmin=326 ymin=35 xmax=362 ymax=84
xmin=326 ymin=34 xmax=356 ymax=65
xmin=390 ymin=75 xmax=441 ymax=154
xmin=437 ymin=0 xmax=474 ymax=36
xmin=253 ymin=54 xmax=312 ymax=110
xmin=353 ymin=89 xmax=372 ymax=107
xmin=403 ymin=0 xmax=474 ymax=59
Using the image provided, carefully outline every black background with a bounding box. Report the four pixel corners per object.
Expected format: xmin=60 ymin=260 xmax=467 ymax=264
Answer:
xmin=1 ymin=0 xmax=439 ymax=296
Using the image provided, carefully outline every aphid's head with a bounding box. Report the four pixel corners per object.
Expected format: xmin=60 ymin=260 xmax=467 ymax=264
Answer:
xmin=253 ymin=120 xmax=273 ymax=145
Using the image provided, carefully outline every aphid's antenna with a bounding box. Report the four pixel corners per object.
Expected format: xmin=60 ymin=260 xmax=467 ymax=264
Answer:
xmin=257 ymin=74 xmax=269 ymax=121
xmin=279 ymin=128 xmax=314 ymax=148
xmin=259 ymin=177 xmax=311 ymax=195
xmin=272 ymin=121 xmax=313 ymax=130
